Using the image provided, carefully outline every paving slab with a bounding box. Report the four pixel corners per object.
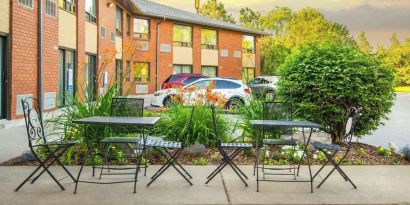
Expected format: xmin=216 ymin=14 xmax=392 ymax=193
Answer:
xmin=0 ymin=165 xmax=410 ymax=205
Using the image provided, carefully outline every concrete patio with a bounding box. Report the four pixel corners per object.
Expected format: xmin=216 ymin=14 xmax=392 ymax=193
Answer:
xmin=1 ymin=165 xmax=409 ymax=205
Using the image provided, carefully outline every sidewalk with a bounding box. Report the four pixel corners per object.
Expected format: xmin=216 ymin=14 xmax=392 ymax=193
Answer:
xmin=1 ymin=165 xmax=409 ymax=205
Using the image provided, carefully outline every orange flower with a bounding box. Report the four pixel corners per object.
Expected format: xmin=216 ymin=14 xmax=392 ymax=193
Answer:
xmin=187 ymin=86 xmax=196 ymax=93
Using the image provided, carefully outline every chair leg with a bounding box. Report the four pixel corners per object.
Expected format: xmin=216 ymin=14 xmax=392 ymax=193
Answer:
xmin=165 ymin=149 xmax=192 ymax=179
xmin=205 ymin=149 xmax=242 ymax=182
xmin=317 ymin=153 xmax=357 ymax=189
xmin=99 ymin=143 xmax=110 ymax=180
xmin=30 ymin=147 xmax=65 ymax=184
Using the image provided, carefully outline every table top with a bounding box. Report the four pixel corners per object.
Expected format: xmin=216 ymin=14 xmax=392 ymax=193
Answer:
xmin=73 ymin=116 xmax=161 ymax=126
xmin=250 ymin=120 xmax=323 ymax=129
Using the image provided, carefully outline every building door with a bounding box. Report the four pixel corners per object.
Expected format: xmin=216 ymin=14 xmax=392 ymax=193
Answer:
xmin=58 ymin=49 xmax=75 ymax=107
xmin=0 ymin=36 xmax=6 ymax=119
xmin=85 ymin=55 xmax=96 ymax=101
xmin=115 ymin=60 xmax=122 ymax=96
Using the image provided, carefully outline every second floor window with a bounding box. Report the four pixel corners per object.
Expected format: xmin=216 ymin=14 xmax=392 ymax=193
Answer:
xmin=85 ymin=0 xmax=96 ymax=23
xmin=201 ymin=29 xmax=217 ymax=49
xmin=173 ymin=25 xmax=192 ymax=47
xmin=126 ymin=15 xmax=130 ymax=35
xmin=134 ymin=62 xmax=150 ymax=82
xmin=134 ymin=18 xmax=149 ymax=39
xmin=242 ymin=35 xmax=255 ymax=54
xmin=115 ymin=6 xmax=122 ymax=36
xmin=59 ymin=0 xmax=75 ymax=13
xmin=46 ymin=0 xmax=57 ymax=17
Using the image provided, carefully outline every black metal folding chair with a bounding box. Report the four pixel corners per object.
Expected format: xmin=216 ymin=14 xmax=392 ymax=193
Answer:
xmin=146 ymin=106 xmax=194 ymax=186
xmin=206 ymin=105 xmax=253 ymax=186
xmin=99 ymin=97 xmax=160 ymax=178
xmin=15 ymin=97 xmax=79 ymax=191
xmin=311 ymin=107 xmax=358 ymax=189
xmin=254 ymin=102 xmax=298 ymax=179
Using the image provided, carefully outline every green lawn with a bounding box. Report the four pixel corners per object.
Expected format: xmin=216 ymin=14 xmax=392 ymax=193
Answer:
xmin=395 ymin=86 xmax=410 ymax=93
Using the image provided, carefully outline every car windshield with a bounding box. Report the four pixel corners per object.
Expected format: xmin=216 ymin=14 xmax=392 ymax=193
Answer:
xmin=166 ymin=75 xmax=182 ymax=82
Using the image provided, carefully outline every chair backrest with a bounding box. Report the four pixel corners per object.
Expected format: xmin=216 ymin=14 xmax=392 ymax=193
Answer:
xmin=344 ymin=107 xmax=358 ymax=144
xmin=111 ymin=97 xmax=144 ymax=117
xmin=21 ymin=97 xmax=46 ymax=147
xmin=263 ymin=102 xmax=292 ymax=121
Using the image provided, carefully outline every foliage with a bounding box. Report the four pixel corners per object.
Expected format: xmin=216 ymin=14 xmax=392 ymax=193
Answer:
xmin=400 ymin=145 xmax=410 ymax=161
xmin=198 ymin=0 xmax=236 ymax=23
xmin=277 ymin=41 xmax=395 ymax=143
xmin=356 ymin=31 xmax=372 ymax=55
xmin=236 ymin=95 xmax=263 ymax=145
xmin=375 ymin=146 xmax=392 ymax=157
xmin=376 ymin=35 xmax=410 ymax=86
xmin=395 ymin=86 xmax=410 ymax=92
xmin=192 ymin=157 xmax=209 ymax=166
xmin=239 ymin=7 xmax=262 ymax=30
xmin=155 ymin=104 xmax=229 ymax=147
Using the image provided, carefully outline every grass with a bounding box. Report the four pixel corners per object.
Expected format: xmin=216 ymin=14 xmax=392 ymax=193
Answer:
xmin=395 ymin=86 xmax=410 ymax=93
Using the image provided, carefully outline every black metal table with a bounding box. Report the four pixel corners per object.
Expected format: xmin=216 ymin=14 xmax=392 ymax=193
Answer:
xmin=251 ymin=120 xmax=324 ymax=193
xmin=72 ymin=116 xmax=160 ymax=194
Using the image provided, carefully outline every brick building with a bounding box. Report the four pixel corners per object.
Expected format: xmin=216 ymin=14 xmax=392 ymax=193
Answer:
xmin=0 ymin=0 xmax=267 ymax=120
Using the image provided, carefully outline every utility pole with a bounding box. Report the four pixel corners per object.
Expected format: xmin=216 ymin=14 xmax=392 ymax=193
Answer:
xmin=195 ymin=0 xmax=200 ymax=14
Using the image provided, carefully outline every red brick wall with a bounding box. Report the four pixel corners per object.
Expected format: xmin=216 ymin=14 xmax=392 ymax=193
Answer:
xmin=76 ymin=0 xmax=86 ymax=100
xmin=218 ymin=29 xmax=243 ymax=79
xmin=192 ymin=25 xmax=201 ymax=74
xmin=9 ymin=0 xmax=39 ymax=119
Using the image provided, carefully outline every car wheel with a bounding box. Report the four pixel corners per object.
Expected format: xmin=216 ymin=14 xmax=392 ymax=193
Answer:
xmin=163 ymin=96 xmax=173 ymax=107
xmin=226 ymin=98 xmax=244 ymax=109
xmin=265 ymin=90 xmax=275 ymax=101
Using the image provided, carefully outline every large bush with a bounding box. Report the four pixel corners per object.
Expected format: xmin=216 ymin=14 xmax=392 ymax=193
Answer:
xmin=277 ymin=42 xmax=395 ymax=143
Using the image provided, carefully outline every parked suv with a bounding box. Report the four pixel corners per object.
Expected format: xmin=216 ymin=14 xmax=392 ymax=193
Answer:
xmin=248 ymin=76 xmax=280 ymax=99
xmin=161 ymin=73 xmax=206 ymax=89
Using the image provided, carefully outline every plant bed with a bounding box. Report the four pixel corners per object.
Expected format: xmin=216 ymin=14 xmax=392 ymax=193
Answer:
xmin=3 ymin=143 xmax=409 ymax=166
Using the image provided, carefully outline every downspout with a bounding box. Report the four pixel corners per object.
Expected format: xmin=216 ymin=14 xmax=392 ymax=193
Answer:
xmin=37 ymin=0 xmax=43 ymax=114
xmin=155 ymin=17 xmax=166 ymax=91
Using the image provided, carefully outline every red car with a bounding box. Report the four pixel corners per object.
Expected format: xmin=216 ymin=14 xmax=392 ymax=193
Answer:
xmin=161 ymin=73 xmax=206 ymax=89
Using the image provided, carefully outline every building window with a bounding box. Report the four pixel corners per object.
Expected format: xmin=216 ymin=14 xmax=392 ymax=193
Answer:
xmin=19 ymin=0 xmax=33 ymax=8
xmin=115 ymin=60 xmax=123 ymax=95
xmin=201 ymin=66 xmax=217 ymax=77
xmin=85 ymin=55 xmax=96 ymax=101
xmin=115 ymin=6 xmax=122 ymax=36
xmin=201 ymin=29 xmax=217 ymax=49
xmin=242 ymin=35 xmax=255 ymax=54
xmin=133 ymin=62 xmax=150 ymax=82
xmin=173 ymin=65 xmax=192 ymax=74
xmin=126 ymin=15 xmax=131 ymax=36
xmin=58 ymin=49 xmax=75 ymax=107
xmin=85 ymin=0 xmax=96 ymax=23
xmin=126 ymin=61 xmax=131 ymax=82
xmin=173 ymin=25 xmax=192 ymax=47
xmin=134 ymin=18 xmax=149 ymax=39
xmin=46 ymin=0 xmax=57 ymax=17
xmin=242 ymin=67 xmax=255 ymax=84
xmin=58 ymin=0 xmax=76 ymax=13
xmin=100 ymin=27 xmax=106 ymax=38
xmin=110 ymin=32 xmax=115 ymax=42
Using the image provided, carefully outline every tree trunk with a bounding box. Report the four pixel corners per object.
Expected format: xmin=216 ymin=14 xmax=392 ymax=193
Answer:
xmin=331 ymin=121 xmax=347 ymax=144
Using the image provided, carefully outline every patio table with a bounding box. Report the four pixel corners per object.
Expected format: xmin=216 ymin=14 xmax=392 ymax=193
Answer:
xmin=72 ymin=116 xmax=160 ymax=194
xmin=251 ymin=120 xmax=324 ymax=193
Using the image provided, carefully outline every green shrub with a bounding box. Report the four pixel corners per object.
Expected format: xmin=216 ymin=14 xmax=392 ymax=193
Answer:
xmin=236 ymin=95 xmax=263 ymax=144
xmin=154 ymin=105 xmax=230 ymax=147
xmin=278 ymin=41 xmax=395 ymax=143
xmin=192 ymin=157 xmax=209 ymax=166
xmin=375 ymin=146 xmax=392 ymax=157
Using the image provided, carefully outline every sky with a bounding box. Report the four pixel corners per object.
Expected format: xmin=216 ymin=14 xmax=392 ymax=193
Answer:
xmin=151 ymin=0 xmax=410 ymax=47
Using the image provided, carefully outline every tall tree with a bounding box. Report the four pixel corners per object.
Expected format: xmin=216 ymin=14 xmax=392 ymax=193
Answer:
xmin=390 ymin=32 xmax=400 ymax=47
xmin=356 ymin=31 xmax=372 ymax=54
xmin=239 ymin=7 xmax=262 ymax=30
xmin=198 ymin=0 xmax=236 ymax=23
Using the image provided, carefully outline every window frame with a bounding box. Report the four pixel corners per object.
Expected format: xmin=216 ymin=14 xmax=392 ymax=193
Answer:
xmin=46 ymin=0 xmax=57 ymax=17
xmin=201 ymin=28 xmax=218 ymax=50
xmin=85 ymin=0 xmax=97 ymax=23
xmin=19 ymin=0 xmax=33 ymax=9
xmin=242 ymin=35 xmax=256 ymax=54
xmin=201 ymin=66 xmax=218 ymax=77
xmin=85 ymin=54 xmax=97 ymax=102
xmin=133 ymin=62 xmax=150 ymax=82
xmin=173 ymin=24 xmax=193 ymax=47
xmin=125 ymin=61 xmax=131 ymax=82
xmin=133 ymin=17 xmax=150 ymax=40
xmin=115 ymin=6 xmax=123 ymax=36
xmin=126 ymin=14 xmax=131 ymax=36
xmin=58 ymin=0 xmax=76 ymax=13
xmin=173 ymin=64 xmax=193 ymax=74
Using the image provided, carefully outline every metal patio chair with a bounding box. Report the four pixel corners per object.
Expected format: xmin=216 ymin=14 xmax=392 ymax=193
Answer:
xmin=146 ymin=106 xmax=194 ymax=186
xmin=311 ymin=107 xmax=358 ymax=189
xmin=254 ymin=102 xmax=298 ymax=179
xmin=15 ymin=97 xmax=78 ymax=191
xmin=206 ymin=105 xmax=253 ymax=186
xmin=99 ymin=97 xmax=159 ymax=178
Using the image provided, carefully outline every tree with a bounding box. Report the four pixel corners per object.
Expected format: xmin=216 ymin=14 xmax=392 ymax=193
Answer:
xmin=356 ymin=31 xmax=372 ymax=54
xmin=198 ymin=0 xmax=236 ymax=23
xmin=277 ymin=41 xmax=395 ymax=143
xmin=239 ymin=7 xmax=262 ymax=30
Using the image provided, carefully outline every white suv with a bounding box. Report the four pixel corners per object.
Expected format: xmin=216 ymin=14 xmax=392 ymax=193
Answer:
xmin=151 ymin=77 xmax=251 ymax=108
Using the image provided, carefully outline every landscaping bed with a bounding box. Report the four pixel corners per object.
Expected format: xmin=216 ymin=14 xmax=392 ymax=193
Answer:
xmin=3 ymin=142 xmax=408 ymax=166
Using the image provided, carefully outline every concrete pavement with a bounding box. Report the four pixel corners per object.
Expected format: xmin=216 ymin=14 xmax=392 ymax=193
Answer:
xmin=1 ymin=165 xmax=410 ymax=205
